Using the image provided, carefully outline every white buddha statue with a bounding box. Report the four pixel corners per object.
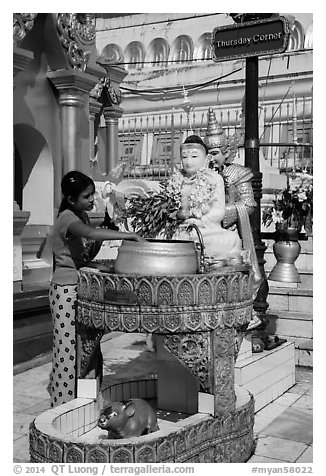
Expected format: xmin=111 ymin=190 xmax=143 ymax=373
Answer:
xmin=171 ymin=135 xmax=242 ymax=259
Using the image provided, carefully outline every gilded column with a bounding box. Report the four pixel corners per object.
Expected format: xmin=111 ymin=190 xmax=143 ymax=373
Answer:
xmin=102 ymin=105 xmax=124 ymax=174
xmin=47 ymin=69 xmax=98 ymax=175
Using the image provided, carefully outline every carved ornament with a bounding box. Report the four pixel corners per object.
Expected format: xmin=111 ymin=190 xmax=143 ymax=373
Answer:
xmin=13 ymin=13 xmax=38 ymax=46
xmin=90 ymin=76 xmax=122 ymax=106
xmin=56 ymin=13 xmax=94 ymax=71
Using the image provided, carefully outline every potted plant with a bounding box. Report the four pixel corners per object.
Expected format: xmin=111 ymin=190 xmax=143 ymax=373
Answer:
xmin=262 ymin=171 xmax=313 ymax=282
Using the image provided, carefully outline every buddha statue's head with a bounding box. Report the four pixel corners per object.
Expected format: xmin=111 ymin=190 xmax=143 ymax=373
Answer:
xmin=204 ymin=107 xmax=240 ymax=167
xmin=180 ymin=135 xmax=208 ymax=176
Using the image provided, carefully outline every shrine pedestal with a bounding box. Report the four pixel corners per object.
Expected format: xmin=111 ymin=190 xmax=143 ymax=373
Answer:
xmin=30 ymin=261 xmax=257 ymax=463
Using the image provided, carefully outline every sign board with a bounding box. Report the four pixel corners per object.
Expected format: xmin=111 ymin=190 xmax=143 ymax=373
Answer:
xmin=212 ymin=16 xmax=290 ymax=62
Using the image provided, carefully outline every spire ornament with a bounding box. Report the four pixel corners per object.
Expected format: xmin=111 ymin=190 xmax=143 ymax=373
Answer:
xmin=204 ymin=107 xmax=241 ymax=163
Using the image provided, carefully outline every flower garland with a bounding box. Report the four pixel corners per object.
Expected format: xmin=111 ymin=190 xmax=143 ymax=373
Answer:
xmin=167 ymin=168 xmax=218 ymax=218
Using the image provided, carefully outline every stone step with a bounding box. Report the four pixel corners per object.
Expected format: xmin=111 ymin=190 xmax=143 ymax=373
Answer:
xmin=266 ymin=310 xmax=312 ymax=341
xmin=267 ymin=287 xmax=313 ymax=313
xmin=235 ymin=341 xmax=296 ymax=412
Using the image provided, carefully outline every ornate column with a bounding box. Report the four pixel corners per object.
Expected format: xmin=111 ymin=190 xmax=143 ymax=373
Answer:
xmin=13 ymin=16 xmax=36 ymax=291
xmin=47 ymin=69 xmax=98 ymax=175
xmin=13 ymin=14 xmax=36 ymax=211
xmin=102 ymin=105 xmax=124 ymax=174
xmin=88 ymin=81 xmax=104 ymax=180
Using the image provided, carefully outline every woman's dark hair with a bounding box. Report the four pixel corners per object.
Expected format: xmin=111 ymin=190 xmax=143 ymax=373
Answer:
xmin=58 ymin=171 xmax=95 ymax=215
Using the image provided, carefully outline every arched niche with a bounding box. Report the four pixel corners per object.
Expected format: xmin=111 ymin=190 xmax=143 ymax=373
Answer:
xmin=286 ymin=21 xmax=305 ymax=51
xmin=169 ymin=35 xmax=194 ymax=64
xmin=124 ymin=41 xmax=145 ymax=70
xmin=145 ymin=38 xmax=169 ymax=67
xmin=304 ymin=21 xmax=313 ymax=49
xmin=194 ymin=32 xmax=212 ymax=61
xmin=14 ymin=124 xmax=54 ymax=225
xmin=101 ymin=43 xmax=124 ymax=64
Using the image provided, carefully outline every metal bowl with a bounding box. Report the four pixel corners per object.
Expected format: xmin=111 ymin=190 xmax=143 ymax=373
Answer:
xmin=114 ymin=239 xmax=198 ymax=275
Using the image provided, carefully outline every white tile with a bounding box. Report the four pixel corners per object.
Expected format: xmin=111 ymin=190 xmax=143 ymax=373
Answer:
xmin=198 ymin=392 xmax=214 ymax=415
xmin=77 ymin=379 xmax=99 ymax=399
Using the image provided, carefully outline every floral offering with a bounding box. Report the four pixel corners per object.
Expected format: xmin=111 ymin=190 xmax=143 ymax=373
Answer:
xmin=122 ymin=181 xmax=182 ymax=239
xmin=262 ymin=171 xmax=313 ymax=230
xmin=121 ymin=168 xmax=219 ymax=239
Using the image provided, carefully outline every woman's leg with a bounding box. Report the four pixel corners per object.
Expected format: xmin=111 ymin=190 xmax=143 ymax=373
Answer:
xmin=49 ymin=283 xmax=78 ymax=408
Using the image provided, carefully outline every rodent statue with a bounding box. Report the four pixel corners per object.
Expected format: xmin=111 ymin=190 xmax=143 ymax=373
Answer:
xmin=98 ymin=398 xmax=159 ymax=439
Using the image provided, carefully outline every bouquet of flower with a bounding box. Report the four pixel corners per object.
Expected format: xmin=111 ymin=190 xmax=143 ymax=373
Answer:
xmin=262 ymin=171 xmax=313 ymax=230
xmin=122 ymin=181 xmax=183 ymax=239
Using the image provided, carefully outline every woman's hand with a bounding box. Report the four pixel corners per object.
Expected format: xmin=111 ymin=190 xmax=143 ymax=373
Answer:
xmin=131 ymin=233 xmax=147 ymax=243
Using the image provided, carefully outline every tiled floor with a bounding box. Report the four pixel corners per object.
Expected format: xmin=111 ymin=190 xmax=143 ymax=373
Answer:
xmin=13 ymin=332 xmax=313 ymax=463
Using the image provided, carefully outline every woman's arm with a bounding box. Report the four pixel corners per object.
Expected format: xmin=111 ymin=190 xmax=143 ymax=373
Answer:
xmin=67 ymin=220 xmax=146 ymax=242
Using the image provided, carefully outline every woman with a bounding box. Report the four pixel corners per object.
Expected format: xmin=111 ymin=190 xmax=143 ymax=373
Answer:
xmin=49 ymin=171 xmax=145 ymax=407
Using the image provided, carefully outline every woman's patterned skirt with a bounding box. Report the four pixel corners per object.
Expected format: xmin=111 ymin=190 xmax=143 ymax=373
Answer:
xmin=48 ymin=283 xmax=103 ymax=408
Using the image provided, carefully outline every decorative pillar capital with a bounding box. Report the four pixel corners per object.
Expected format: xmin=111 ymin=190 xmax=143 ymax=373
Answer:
xmin=96 ymin=62 xmax=128 ymax=86
xmin=103 ymin=105 xmax=124 ymax=124
xmin=47 ymin=69 xmax=98 ymax=103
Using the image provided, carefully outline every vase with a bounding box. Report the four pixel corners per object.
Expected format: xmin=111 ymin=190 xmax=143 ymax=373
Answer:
xmin=268 ymin=227 xmax=301 ymax=283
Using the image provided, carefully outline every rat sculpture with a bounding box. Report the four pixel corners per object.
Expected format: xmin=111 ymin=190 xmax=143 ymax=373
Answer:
xmin=98 ymin=398 xmax=159 ymax=439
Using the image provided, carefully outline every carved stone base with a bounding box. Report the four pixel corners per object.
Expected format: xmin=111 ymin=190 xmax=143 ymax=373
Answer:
xmin=29 ymin=378 xmax=255 ymax=463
